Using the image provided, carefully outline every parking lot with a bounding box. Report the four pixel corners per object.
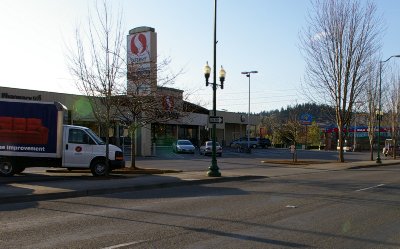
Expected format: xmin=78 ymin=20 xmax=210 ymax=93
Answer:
xmin=119 ymin=146 xmax=376 ymax=172
xmin=127 ymin=146 xmax=369 ymax=160
xmin=15 ymin=147 xmax=378 ymax=177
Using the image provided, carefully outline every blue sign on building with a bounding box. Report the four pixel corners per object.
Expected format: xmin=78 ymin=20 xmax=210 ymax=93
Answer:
xmin=300 ymin=113 xmax=313 ymax=125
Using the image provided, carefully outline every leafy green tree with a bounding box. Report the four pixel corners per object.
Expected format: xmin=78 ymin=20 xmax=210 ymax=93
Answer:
xmin=308 ymin=121 xmax=322 ymax=146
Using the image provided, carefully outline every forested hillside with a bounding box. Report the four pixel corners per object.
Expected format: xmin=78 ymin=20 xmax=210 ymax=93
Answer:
xmin=260 ymin=103 xmax=336 ymax=125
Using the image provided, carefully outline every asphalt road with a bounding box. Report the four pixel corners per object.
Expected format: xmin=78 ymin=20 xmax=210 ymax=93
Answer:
xmin=1 ymin=165 xmax=399 ymax=248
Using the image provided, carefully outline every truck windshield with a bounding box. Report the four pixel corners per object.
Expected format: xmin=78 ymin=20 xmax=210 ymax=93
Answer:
xmin=86 ymin=128 xmax=105 ymax=145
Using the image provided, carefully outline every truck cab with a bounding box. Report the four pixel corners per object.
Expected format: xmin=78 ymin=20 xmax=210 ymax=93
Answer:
xmin=62 ymin=125 xmax=124 ymax=176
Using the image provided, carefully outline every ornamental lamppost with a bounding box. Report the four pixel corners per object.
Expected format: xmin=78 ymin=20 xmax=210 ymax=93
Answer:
xmin=376 ymin=109 xmax=383 ymax=163
xmin=203 ymin=0 xmax=225 ymax=177
xmin=376 ymin=55 xmax=400 ymax=163
xmin=241 ymin=71 xmax=258 ymax=151
xmin=204 ymin=63 xmax=225 ymax=177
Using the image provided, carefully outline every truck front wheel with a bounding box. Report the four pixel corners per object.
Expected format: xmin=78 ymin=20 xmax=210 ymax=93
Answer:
xmin=0 ymin=160 xmax=16 ymax=177
xmin=90 ymin=160 xmax=109 ymax=177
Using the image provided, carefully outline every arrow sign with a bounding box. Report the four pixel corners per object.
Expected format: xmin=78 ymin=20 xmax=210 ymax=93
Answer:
xmin=209 ymin=116 xmax=224 ymax=124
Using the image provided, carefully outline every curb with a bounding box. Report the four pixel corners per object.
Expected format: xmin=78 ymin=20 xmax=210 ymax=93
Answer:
xmin=1 ymin=175 xmax=265 ymax=205
xmin=348 ymin=161 xmax=400 ymax=169
xmin=46 ymin=169 xmax=183 ymax=174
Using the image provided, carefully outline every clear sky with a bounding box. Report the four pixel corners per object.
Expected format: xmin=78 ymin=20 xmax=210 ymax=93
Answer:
xmin=0 ymin=0 xmax=399 ymax=113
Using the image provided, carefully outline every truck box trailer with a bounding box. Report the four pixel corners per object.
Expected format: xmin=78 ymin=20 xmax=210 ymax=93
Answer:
xmin=0 ymin=99 xmax=124 ymax=176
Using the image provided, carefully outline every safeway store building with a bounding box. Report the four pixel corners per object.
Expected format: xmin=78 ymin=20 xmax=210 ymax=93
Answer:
xmin=0 ymin=86 xmax=261 ymax=156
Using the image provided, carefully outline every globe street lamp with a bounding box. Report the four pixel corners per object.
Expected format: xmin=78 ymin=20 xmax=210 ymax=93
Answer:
xmin=204 ymin=63 xmax=225 ymax=177
xmin=376 ymin=55 xmax=400 ymax=163
xmin=241 ymin=71 xmax=258 ymax=151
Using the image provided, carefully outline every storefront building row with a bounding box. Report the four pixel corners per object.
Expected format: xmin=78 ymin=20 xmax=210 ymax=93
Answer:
xmin=0 ymin=86 xmax=261 ymax=156
xmin=323 ymin=126 xmax=391 ymax=151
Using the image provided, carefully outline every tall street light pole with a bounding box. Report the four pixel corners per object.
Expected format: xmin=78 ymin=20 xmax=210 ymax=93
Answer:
xmin=376 ymin=54 xmax=400 ymax=163
xmin=241 ymin=71 xmax=258 ymax=151
xmin=203 ymin=0 xmax=226 ymax=177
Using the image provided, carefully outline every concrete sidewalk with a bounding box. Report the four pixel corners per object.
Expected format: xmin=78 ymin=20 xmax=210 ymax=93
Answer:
xmin=0 ymin=159 xmax=398 ymax=205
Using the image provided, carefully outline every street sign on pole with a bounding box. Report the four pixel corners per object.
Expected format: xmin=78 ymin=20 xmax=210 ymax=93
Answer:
xmin=209 ymin=116 xmax=224 ymax=124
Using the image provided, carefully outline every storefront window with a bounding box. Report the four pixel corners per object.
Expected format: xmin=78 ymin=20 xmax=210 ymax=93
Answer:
xmin=178 ymin=125 xmax=198 ymax=146
xmin=151 ymin=124 xmax=199 ymax=146
xmin=152 ymin=123 xmax=177 ymax=146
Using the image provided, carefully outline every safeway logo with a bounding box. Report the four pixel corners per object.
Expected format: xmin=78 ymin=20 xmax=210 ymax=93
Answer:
xmin=130 ymin=33 xmax=147 ymax=56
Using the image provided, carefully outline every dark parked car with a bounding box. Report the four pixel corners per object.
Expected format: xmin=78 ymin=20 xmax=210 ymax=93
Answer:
xmin=257 ymin=138 xmax=271 ymax=148
xmin=230 ymin=137 xmax=258 ymax=149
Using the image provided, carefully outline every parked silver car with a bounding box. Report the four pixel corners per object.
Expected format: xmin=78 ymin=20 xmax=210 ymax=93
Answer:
xmin=200 ymin=141 xmax=222 ymax=156
xmin=172 ymin=140 xmax=195 ymax=154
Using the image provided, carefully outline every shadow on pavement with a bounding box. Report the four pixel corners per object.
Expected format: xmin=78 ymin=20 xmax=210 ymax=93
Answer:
xmin=0 ymin=184 xmax=37 ymax=211
xmin=0 ymin=170 xmax=258 ymax=207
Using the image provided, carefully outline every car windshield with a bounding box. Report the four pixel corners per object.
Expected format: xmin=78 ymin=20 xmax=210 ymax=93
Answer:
xmin=178 ymin=140 xmax=192 ymax=145
xmin=206 ymin=141 xmax=220 ymax=146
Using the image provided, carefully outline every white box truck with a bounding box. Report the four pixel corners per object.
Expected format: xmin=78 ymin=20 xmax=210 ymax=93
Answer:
xmin=0 ymin=99 xmax=124 ymax=176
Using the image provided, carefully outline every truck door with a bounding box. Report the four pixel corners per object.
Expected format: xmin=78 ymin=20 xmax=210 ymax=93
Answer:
xmin=63 ymin=128 xmax=94 ymax=168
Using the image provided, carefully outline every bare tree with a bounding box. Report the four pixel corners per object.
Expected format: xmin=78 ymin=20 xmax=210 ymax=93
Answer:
xmin=385 ymin=65 xmax=400 ymax=158
xmin=67 ymin=2 xmax=187 ymax=170
xmin=115 ymin=58 xmax=185 ymax=168
xmin=67 ymin=1 xmax=125 ymax=175
xmin=363 ymin=60 xmax=379 ymax=160
xmin=300 ymin=0 xmax=382 ymax=162
xmin=279 ymin=110 xmax=303 ymax=161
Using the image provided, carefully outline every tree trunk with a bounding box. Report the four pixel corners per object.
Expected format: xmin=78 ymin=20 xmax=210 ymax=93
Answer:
xmin=370 ymin=144 xmax=374 ymax=161
xmin=338 ymin=129 xmax=345 ymax=162
xmin=393 ymin=138 xmax=397 ymax=159
xmin=130 ymin=141 xmax=137 ymax=168
xmin=129 ymin=129 xmax=137 ymax=169
xmin=104 ymin=121 xmax=110 ymax=176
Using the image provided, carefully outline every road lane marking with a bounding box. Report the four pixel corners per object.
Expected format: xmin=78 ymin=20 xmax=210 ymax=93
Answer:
xmin=101 ymin=240 xmax=147 ymax=249
xmin=355 ymin=184 xmax=385 ymax=192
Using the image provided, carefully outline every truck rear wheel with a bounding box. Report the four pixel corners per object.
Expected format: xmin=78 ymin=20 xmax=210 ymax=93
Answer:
xmin=90 ymin=160 xmax=109 ymax=177
xmin=0 ymin=160 xmax=16 ymax=177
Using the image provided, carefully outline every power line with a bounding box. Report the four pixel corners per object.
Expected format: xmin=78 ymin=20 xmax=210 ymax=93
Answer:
xmin=193 ymin=88 xmax=299 ymax=96
xmin=218 ymin=94 xmax=299 ymax=101
xmin=214 ymin=98 xmax=308 ymax=107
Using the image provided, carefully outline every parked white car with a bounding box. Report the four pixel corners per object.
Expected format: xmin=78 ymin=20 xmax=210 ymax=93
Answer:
xmin=200 ymin=141 xmax=222 ymax=156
